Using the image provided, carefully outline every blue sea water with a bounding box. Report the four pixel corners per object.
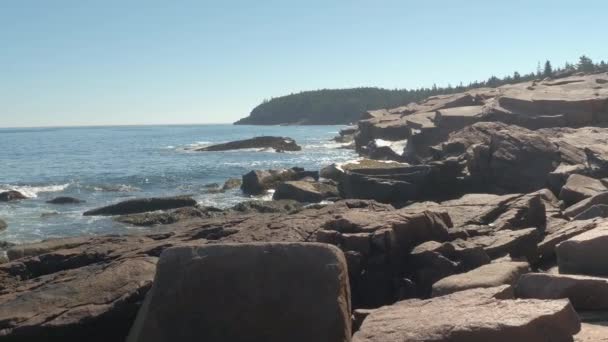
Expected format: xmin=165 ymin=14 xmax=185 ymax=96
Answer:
xmin=0 ymin=124 xmax=356 ymax=244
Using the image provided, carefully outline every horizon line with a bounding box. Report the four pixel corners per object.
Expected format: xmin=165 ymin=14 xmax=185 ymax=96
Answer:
xmin=0 ymin=122 xmax=236 ymax=129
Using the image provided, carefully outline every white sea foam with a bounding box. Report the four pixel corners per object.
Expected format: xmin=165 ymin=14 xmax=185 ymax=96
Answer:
xmin=0 ymin=183 xmax=70 ymax=198
xmin=374 ymin=139 xmax=408 ymax=155
xmin=90 ymin=184 xmax=141 ymax=192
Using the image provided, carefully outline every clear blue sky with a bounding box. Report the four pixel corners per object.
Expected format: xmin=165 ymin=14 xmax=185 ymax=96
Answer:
xmin=1 ymin=0 xmax=606 ymax=127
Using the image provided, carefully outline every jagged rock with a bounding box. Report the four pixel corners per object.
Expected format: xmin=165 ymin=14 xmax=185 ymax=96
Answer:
xmin=83 ymin=196 xmax=197 ymax=216
xmin=127 ymin=243 xmax=351 ymax=342
xmin=565 ymin=192 xmax=608 ymax=218
xmin=548 ymin=164 xmax=587 ymax=194
xmin=431 ymin=261 xmax=530 ymax=297
xmin=538 ymin=218 xmax=602 ymax=260
xmin=0 ymin=256 xmax=157 ymax=342
xmin=573 ymin=204 xmax=608 ymax=220
xmin=403 ymin=191 xmax=546 ymax=230
xmin=438 ymin=122 xmax=562 ymax=193
xmin=559 ymin=174 xmax=607 ymax=206
xmin=221 ymin=178 xmax=242 ymax=190
xmin=230 ymin=199 xmax=303 ymax=214
xmin=467 ymin=228 xmax=541 ymax=261
xmin=353 ymin=285 xmax=581 ymax=342
xmin=557 ymin=223 xmax=608 ymax=276
xmin=517 ymin=273 xmax=608 ymax=310
xmin=196 ymin=136 xmax=301 ymax=152
xmin=0 ymin=190 xmax=27 ymax=202
xmin=273 ymin=181 xmax=338 ymax=203
xmin=46 ymin=196 xmax=84 ymax=204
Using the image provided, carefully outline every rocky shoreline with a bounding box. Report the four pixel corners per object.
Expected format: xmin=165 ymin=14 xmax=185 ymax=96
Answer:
xmin=2 ymin=71 xmax=608 ymax=341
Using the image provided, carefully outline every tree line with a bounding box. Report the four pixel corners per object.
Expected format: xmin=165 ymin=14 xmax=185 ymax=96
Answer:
xmin=235 ymin=55 xmax=608 ymax=125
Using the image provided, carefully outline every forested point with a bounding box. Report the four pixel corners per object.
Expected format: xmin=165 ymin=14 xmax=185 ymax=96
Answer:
xmin=235 ymin=55 xmax=608 ymax=125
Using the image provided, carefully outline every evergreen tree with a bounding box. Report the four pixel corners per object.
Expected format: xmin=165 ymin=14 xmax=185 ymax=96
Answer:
xmin=543 ymin=60 xmax=553 ymax=77
xmin=513 ymin=71 xmax=521 ymax=82
xmin=578 ymin=55 xmax=595 ymax=73
xmin=536 ymin=61 xmax=542 ymax=77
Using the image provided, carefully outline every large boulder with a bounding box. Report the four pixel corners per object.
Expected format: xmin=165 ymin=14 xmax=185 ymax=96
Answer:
xmin=431 ymin=261 xmax=530 ymax=297
xmin=353 ymin=285 xmax=581 ymax=342
xmin=559 ymin=174 xmax=607 ymax=206
xmin=273 ymin=181 xmax=338 ymax=203
xmin=557 ymin=224 xmax=608 ymax=276
xmin=0 ymin=190 xmax=27 ymax=202
xmin=196 ymin=136 xmax=301 ymax=152
xmin=127 ymin=243 xmax=351 ymax=342
xmin=83 ymin=196 xmax=197 ymax=216
xmin=517 ymin=273 xmax=608 ymax=310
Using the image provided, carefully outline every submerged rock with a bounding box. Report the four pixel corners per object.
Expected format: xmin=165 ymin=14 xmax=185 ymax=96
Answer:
xmin=46 ymin=196 xmax=84 ymax=204
xmin=196 ymin=136 xmax=301 ymax=152
xmin=83 ymin=196 xmax=197 ymax=216
xmin=0 ymin=218 xmax=6 ymax=231
xmin=0 ymin=190 xmax=27 ymax=202
xmin=127 ymin=243 xmax=351 ymax=342
xmin=221 ymin=178 xmax=242 ymax=190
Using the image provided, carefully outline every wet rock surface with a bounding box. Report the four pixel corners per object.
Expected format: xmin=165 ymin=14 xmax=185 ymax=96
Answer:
xmin=196 ymin=136 xmax=301 ymax=152
xmin=83 ymin=196 xmax=197 ymax=216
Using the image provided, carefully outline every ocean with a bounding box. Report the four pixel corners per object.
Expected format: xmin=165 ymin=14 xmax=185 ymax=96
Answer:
xmin=0 ymin=124 xmax=356 ymax=244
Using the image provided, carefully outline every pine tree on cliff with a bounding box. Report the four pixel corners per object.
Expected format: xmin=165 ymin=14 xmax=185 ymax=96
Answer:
xmin=578 ymin=55 xmax=595 ymax=73
xmin=513 ymin=71 xmax=521 ymax=82
xmin=543 ymin=60 xmax=553 ymax=77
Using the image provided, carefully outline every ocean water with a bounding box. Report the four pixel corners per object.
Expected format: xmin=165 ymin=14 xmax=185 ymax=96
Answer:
xmin=0 ymin=124 xmax=356 ymax=244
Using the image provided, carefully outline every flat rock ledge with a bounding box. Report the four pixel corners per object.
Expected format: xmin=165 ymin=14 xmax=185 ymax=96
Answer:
xmin=354 ymin=286 xmax=581 ymax=342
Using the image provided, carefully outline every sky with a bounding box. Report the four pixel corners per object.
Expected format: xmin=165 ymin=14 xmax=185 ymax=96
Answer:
xmin=1 ymin=0 xmax=607 ymax=127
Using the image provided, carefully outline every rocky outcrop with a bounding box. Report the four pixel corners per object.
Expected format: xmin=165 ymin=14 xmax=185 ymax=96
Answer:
xmin=196 ymin=136 xmax=301 ymax=152
xmin=46 ymin=196 xmax=84 ymax=204
xmin=83 ymin=196 xmax=197 ymax=216
xmin=127 ymin=243 xmax=351 ymax=342
xmin=352 ymin=73 xmax=608 ymax=161
xmin=0 ymin=190 xmax=27 ymax=202
xmin=272 ymin=181 xmax=338 ymax=203
xmin=431 ymin=261 xmax=530 ymax=296
xmin=353 ymin=285 xmax=581 ymax=342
